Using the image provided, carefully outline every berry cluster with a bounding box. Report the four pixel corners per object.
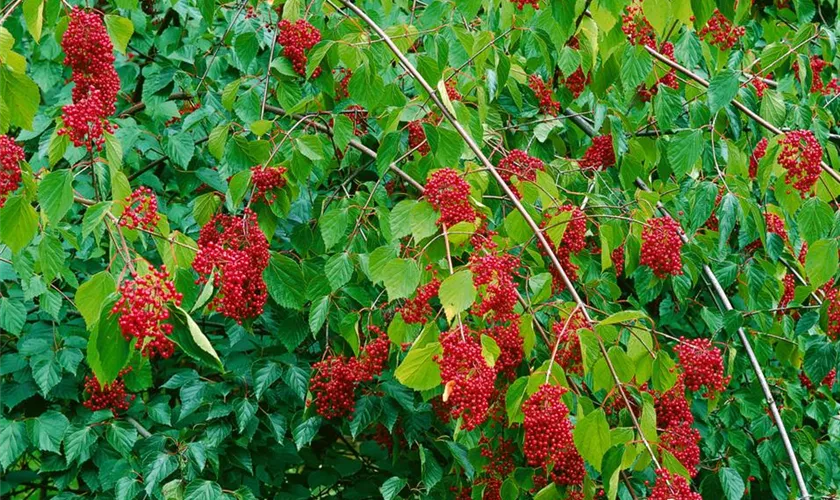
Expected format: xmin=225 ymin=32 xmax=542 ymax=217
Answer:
xmin=674 ymin=338 xmax=730 ymax=396
xmin=511 ymin=0 xmax=539 ymax=9
xmin=809 ymin=56 xmax=840 ymax=95
xmin=424 ymin=168 xmax=477 ymax=226
xmin=579 ymin=135 xmax=616 ymax=170
xmin=119 ymin=187 xmax=160 ymax=231
xmin=59 ymin=8 xmax=120 ymax=151
xmin=611 ymin=245 xmax=625 ymax=275
xmin=748 ymin=137 xmax=768 ymax=178
xmin=528 ymin=75 xmax=560 ymax=116
xmin=498 ymin=149 xmax=544 ymax=189
xmin=486 ymin=321 xmax=523 ymax=380
xmin=193 ymin=210 xmax=270 ymax=322
xmin=470 ymin=253 xmax=520 ymax=319
xmin=477 ymin=437 xmax=516 ymax=500
xmin=522 ymin=384 xmax=585 ymax=487
xmin=83 ymin=369 xmax=135 ymax=413
xmin=277 ymin=19 xmax=322 ymax=77
xmin=542 ymin=204 xmax=587 ymax=291
xmin=648 ymin=469 xmax=702 ymax=500
xmin=651 ymin=377 xmax=701 ymax=476
xmin=0 ymin=135 xmax=24 ymax=207
xmin=346 ymin=105 xmax=368 ymax=136
xmin=780 ymin=273 xmax=796 ymax=309
xmin=564 ymin=68 xmax=590 ymax=98
xmin=753 ymin=77 xmax=769 ymax=98
xmin=399 ymin=277 xmax=440 ymax=324
xmin=824 ymin=287 xmax=840 ymax=341
xmin=407 ymin=120 xmax=430 ymax=156
xmin=436 ymin=328 xmax=497 ymax=430
xmin=660 ymin=425 xmax=702 ymax=477
xmin=778 ymin=130 xmax=823 ymax=197
xmin=445 ymin=79 xmax=461 ymax=101
xmin=165 ymin=100 xmax=201 ymax=127
xmin=112 ymin=266 xmax=182 ymax=358
xmin=640 ymin=216 xmax=683 ymax=278
xmin=638 ymin=42 xmax=680 ymax=101
xmin=552 ymin=310 xmax=589 ymax=376
xmin=310 ymin=328 xmax=391 ymax=419
xmin=799 ymin=369 xmax=836 ymax=391
xmin=621 ymin=3 xmax=656 ymax=48
xmin=334 ymin=68 xmax=352 ymax=100
xmin=746 ymin=212 xmax=787 ymax=252
xmin=697 ymin=10 xmax=745 ymax=50
xmin=251 ymin=165 xmax=288 ymax=204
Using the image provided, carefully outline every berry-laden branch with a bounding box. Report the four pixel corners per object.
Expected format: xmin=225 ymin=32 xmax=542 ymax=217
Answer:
xmin=336 ymin=0 xmax=667 ymax=474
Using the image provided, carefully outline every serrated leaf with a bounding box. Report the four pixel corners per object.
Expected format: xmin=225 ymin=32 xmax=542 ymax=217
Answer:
xmin=76 ymin=272 xmax=116 ymax=329
xmin=708 ymin=69 xmax=740 ymax=113
xmin=104 ymin=15 xmax=133 ymax=54
xmin=395 ymin=342 xmax=442 ymax=390
xmin=325 ymin=253 xmax=353 ymax=291
xmin=168 ymin=305 xmax=223 ymax=371
xmin=382 ymin=258 xmax=421 ymax=301
xmin=438 ymin=270 xmax=475 ymax=322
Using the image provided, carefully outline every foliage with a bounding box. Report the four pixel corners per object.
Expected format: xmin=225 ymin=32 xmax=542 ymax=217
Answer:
xmin=2 ymin=0 xmax=840 ymax=499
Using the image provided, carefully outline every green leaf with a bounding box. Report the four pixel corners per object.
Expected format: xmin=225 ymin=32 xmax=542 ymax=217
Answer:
xmin=797 ymin=198 xmax=833 ymax=244
xmin=164 ymin=131 xmax=195 ymax=168
xmin=82 ymin=201 xmax=113 ymax=239
xmin=708 ymin=69 xmax=740 ymax=113
xmin=380 ymin=477 xmax=407 ymax=500
xmin=805 ymin=239 xmax=838 ymax=290
xmin=0 ymin=196 xmax=37 ymax=253
xmin=0 ymin=66 xmax=40 ymax=130
xmin=621 ymin=45 xmax=652 ymax=91
xmin=106 ymin=421 xmax=137 ymax=456
xmin=222 ymin=79 xmax=241 ymax=110
xmin=382 ymin=258 xmax=421 ymax=302
xmin=480 ymin=334 xmax=501 ymax=368
xmin=31 ymin=354 xmax=61 ymax=395
xmin=410 ymin=201 xmax=438 ymax=241
xmin=804 ymin=340 xmax=836 ymax=382
xmin=320 ymin=209 xmax=348 ymax=250
xmin=168 ymin=305 xmax=224 ymax=372
xmin=22 ymin=0 xmax=44 ymax=42
xmin=76 ymin=272 xmax=116 ymax=329
xmin=0 ymin=420 xmax=28 ymax=469
xmin=29 ymin=410 xmax=68 ymax=453
xmin=293 ymin=416 xmax=322 ymax=450
xmin=573 ymin=409 xmax=610 ymax=471
xmin=208 ymin=124 xmax=229 ymax=160
xmin=394 ymin=342 xmax=442 ymax=390
xmin=264 ymin=253 xmax=307 ymax=310
xmin=295 ymin=135 xmax=324 ymax=161
xmin=192 ymin=193 xmax=221 ymax=227
xmin=38 ymin=169 xmax=74 ymax=223
xmin=719 ymin=467 xmax=745 ymax=500
xmin=184 ymin=480 xmax=223 ymax=500
xmin=438 ymin=270 xmax=475 ymax=322
xmin=64 ymin=426 xmax=96 ymax=464
xmin=104 ymin=15 xmax=133 ymax=54
xmin=599 ymin=310 xmax=648 ymax=326
xmin=0 ymin=298 xmax=26 ymax=334
xmin=89 ymin=298 xmax=132 ymax=385
xmin=667 ymin=130 xmax=704 ymax=180
xmin=325 ymin=253 xmax=354 ymax=291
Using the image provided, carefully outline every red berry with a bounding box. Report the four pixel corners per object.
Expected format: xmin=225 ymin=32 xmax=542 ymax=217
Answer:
xmin=83 ymin=368 xmax=135 ymax=413
xmin=621 ymin=3 xmax=657 ymax=48
xmin=749 ymin=137 xmax=768 ymax=179
xmin=424 ymin=168 xmax=477 ymax=227
xmin=470 ymin=252 xmax=520 ymax=319
xmin=119 ymin=187 xmax=160 ymax=231
xmin=640 ymin=216 xmax=683 ymax=278
xmin=511 ymin=0 xmax=539 ymax=9
xmin=528 ymin=75 xmax=560 ymax=116
xmin=399 ymin=277 xmax=440 ymax=324
xmin=579 ymin=135 xmax=616 ymax=170
xmin=649 ymin=468 xmax=702 ymax=500
xmin=277 ymin=19 xmax=321 ymax=77
xmin=0 ymin=135 xmax=24 ymax=207
xmin=251 ymin=165 xmax=288 ymax=204
xmin=745 ymin=212 xmax=787 ymax=252
xmin=673 ymin=338 xmax=730 ymax=396
xmin=778 ymin=130 xmax=823 ymax=197
xmin=522 ymin=384 xmax=585 ymax=486
xmin=407 ymin=120 xmax=430 ymax=156
xmin=697 ymin=9 xmax=745 ymax=50
xmin=564 ymin=67 xmax=590 ymax=98
xmin=435 ymin=327 xmax=496 ymax=430
xmin=497 ymin=149 xmax=544 ymax=190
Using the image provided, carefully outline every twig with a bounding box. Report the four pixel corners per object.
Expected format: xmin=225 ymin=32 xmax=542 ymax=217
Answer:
xmin=125 ymin=416 xmax=153 ymax=438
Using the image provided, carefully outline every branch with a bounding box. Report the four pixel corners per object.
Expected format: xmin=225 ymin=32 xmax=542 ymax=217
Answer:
xmin=125 ymin=416 xmax=152 ymax=438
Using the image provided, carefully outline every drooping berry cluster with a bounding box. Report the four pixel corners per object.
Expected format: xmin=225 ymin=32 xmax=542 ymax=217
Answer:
xmin=112 ymin=266 xmax=182 ymax=358
xmin=674 ymin=338 xmax=730 ymax=396
xmin=477 ymin=436 xmax=516 ymax=500
xmin=579 ymin=135 xmax=616 ymax=170
xmin=309 ymin=328 xmax=390 ymax=419
xmin=749 ymin=137 xmax=768 ymax=178
xmin=424 ymin=168 xmax=477 ymax=226
xmin=651 ymin=377 xmax=701 ymax=476
xmin=83 ymin=369 xmax=135 ymax=413
xmin=498 ymin=149 xmax=544 ymax=190
xmin=808 ymin=56 xmax=840 ymax=95
xmin=277 ymin=19 xmax=321 ymax=77
xmin=470 ymin=253 xmax=520 ymax=319
xmin=407 ymin=120 xmax=430 ymax=156
xmin=59 ymin=8 xmax=120 ymax=151
xmin=251 ymin=165 xmax=288 ymax=204
xmin=445 ymin=79 xmax=461 ymax=101
xmin=334 ymin=68 xmax=352 ymax=100
xmin=778 ymin=130 xmax=823 ymax=197
xmin=528 ymin=75 xmax=560 ymax=116
xmin=399 ymin=277 xmax=440 ymax=324
xmin=435 ymin=328 xmax=497 ymax=430
xmin=746 ymin=212 xmax=787 ymax=252
xmin=697 ymin=9 xmax=745 ymax=50
xmin=639 ymin=42 xmax=680 ymax=101
xmin=799 ymin=368 xmax=836 ymax=391
xmin=621 ymin=2 xmax=656 ymax=48
xmin=824 ymin=288 xmax=840 ymax=341
xmin=552 ymin=310 xmax=589 ymax=376
xmin=522 ymin=384 xmax=585 ymax=487
xmin=486 ymin=321 xmax=523 ymax=380
xmin=165 ymin=100 xmax=201 ymax=127
xmin=0 ymin=135 xmax=24 ymax=207
xmin=780 ymin=273 xmax=796 ymax=309
xmin=648 ymin=468 xmax=702 ymax=500
xmin=640 ymin=216 xmax=683 ymax=278
xmin=612 ymin=245 xmax=625 ymax=275
xmin=564 ymin=68 xmax=590 ymax=98
xmin=511 ymin=0 xmax=539 ymax=9
xmin=542 ymin=204 xmax=587 ymax=290
xmin=753 ymin=76 xmax=769 ymax=98
xmin=119 ymin=187 xmax=160 ymax=231
xmin=193 ymin=210 xmax=270 ymax=322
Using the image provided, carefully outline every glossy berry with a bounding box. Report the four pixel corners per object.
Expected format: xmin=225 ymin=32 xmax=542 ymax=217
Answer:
xmin=778 ymin=130 xmax=823 ymax=197
xmin=407 ymin=120 xmax=430 ymax=156
xmin=486 ymin=320 xmax=523 ymax=380
xmin=445 ymin=79 xmax=461 ymax=101
xmin=251 ymin=165 xmax=288 ymax=204
xmin=745 ymin=212 xmax=787 ymax=252
xmin=660 ymin=425 xmax=701 ymax=477
xmin=522 ymin=384 xmax=585 ymax=486
xmin=542 ymin=204 xmax=586 ymax=291
xmin=424 ymin=168 xmax=476 ymax=226
xmin=59 ymin=8 xmax=120 ymax=151
xmin=697 ymin=9 xmax=745 ymax=50
xmin=552 ymin=311 xmax=589 ymax=376
xmin=780 ymin=273 xmax=795 ymax=309
xmin=193 ymin=210 xmax=270 ymax=323
xmin=309 ymin=355 xmax=361 ymax=419
xmin=653 ymin=377 xmax=694 ymax=428
xmin=648 ymin=468 xmax=702 ymax=500
xmin=674 ymin=337 xmax=730 ymax=396
xmin=112 ymin=265 xmax=182 ymax=358
xmin=470 ymin=252 xmax=520 ymax=319
xmin=621 ymin=3 xmax=656 ymax=48
xmin=753 ymin=77 xmax=769 ymax=98
xmin=83 ymin=369 xmax=134 ymax=413
xmin=824 ymin=288 xmax=840 ymax=341
xmin=357 ymin=326 xmax=391 ymax=381
xmin=612 ymin=245 xmax=625 ymax=275
xmin=119 ymin=187 xmax=160 ymax=231
xmin=0 ymin=135 xmax=24 ymax=207
xmin=749 ymin=137 xmax=768 ymax=179
xmin=640 ymin=216 xmax=683 ymax=278
xmin=564 ymin=67 xmax=589 ymax=98
xmin=277 ymin=19 xmax=321 ymax=77
xmin=800 ymin=368 xmax=836 ymax=391
xmin=498 ymin=149 xmax=544 ymax=189
xmin=579 ymin=135 xmax=615 ymax=170
xmin=511 ymin=0 xmax=539 ymax=9
xmin=335 ymin=68 xmax=352 ymax=100
xmin=529 ymin=75 xmax=560 ymax=116
xmin=435 ymin=328 xmax=497 ymax=430
xmin=399 ymin=277 xmax=440 ymax=324
xmin=808 ymin=56 xmax=839 ymax=95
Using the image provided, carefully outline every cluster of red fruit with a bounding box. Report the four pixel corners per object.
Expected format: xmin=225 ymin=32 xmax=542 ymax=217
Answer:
xmin=277 ymin=19 xmax=321 ymax=77
xmin=652 ymin=377 xmax=701 ymax=477
xmin=476 ymin=437 xmax=516 ymax=500
xmin=345 ymin=105 xmax=368 ymax=136
xmin=778 ymin=130 xmax=823 ymax=197
xmin=445 ymin=79 xmax=461 ymax=101
xmin=59 ymin=8 xmax=120 ymax=151
xmin=824 ymin=288 xmax=840 ymax=341
xmin=639 ymin=42 xmax=680 ymax=102
xmin=112 ymin=265 xmax=182 ymax=358
xmin=510 ymin=0 xmax=539 ymax=9
xmin=799 ymin=369 xmax=836 ymax=391
xmin=83 ymin=369 xmax=135 ymax=413
xmin=497 ymin=149 xmax=544 ymax=193
xmin=564 ymin=68 xmax=590 ymax=99
xmin=621 ymin=2 xmax=656 ymax=48
xmin=553 ymin=310 xmax=589 ymax=376
xmin=193 ymin=210 xmax=270 ymax=322
xmin=748 ymin=137 xmax=768 ymax=178
xmin=407 ymin=120 xmax=430 ymax=156
xmin=309 ymin=328 xmax=391 ymax=419
xmin=424 ymin=168 xmax=477 ymax=226
xmin=334 ymin=68 xmax=352 ymax=100
xmin=780 ymin=273 xmax=796 ymax=310
xmin=0 ymin=135 xmax=24 ymax=207
xmin=251 ymin=165 xmax=288 ymax=204
xmin=611 ymin=245 xmax=625 ymax=275
xmin=399 ymin=275 xmax=440 ymax=324
xmin=648 ymin=468 xmax=701 ymax=500
xmin=522 ymin=384 xmax=585 ymax=488
xmin=165 ymin=100 xmax=201 ymax=127
xmin=673 ymin=338 xmax=730 ymax=396
xmin=119 ymin=187 xmax=160 ymax=231
xmin=528 ymin=75 xmax=560 ymax=116
xmin=697 ymin=9 xmax=745 ymax=50
xmin=579 ymin=135 xmax=616 ymax=170
xmin=640 ymin=216 xmax=683 ymax=278
xmin=542 ymin=204 xmax=587 ymax=291
xmin=745 ymin=212 xmax=787 ymax=252
xmin=807 ymin=56 xmax=839 ymax=95
xmin=436 ymin=327 xmax=497 ymax=430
